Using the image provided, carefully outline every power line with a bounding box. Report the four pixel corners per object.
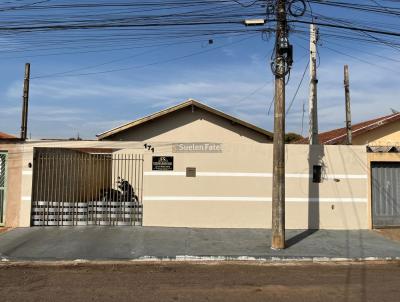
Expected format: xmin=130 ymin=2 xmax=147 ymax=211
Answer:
xmin=230 ymin=0 xmax=261 ymax=8
xmin=289 ymin=19 xmax=400 ymax=38
xmin=286 ymin=60 xmax=309 ymax=115
xmin=32 ymin=34 xmax=258 ymax=79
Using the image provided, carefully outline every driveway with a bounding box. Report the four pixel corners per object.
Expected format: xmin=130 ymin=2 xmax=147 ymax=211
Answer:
xmin=0 ymin=227 xmax=399 ymax=261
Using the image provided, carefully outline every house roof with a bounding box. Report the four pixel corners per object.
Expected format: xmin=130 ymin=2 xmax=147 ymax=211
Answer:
xmin=0 ymin=131 xmax=18 ymax=140
xmin=97 ymin=99 xmax=273 ymax=140
xmin=296 ymin=112 xmax=400 ymax=144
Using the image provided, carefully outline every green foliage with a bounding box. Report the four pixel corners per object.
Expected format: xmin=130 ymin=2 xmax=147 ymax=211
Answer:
xmin=285 ymin=132 xmax=303 ymax=143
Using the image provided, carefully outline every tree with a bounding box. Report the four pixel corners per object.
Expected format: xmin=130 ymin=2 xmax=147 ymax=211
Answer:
xmin=285 ymin=132 xmax=303 ymax=144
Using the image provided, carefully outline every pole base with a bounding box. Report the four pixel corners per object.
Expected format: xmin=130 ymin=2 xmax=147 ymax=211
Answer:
xmin=270 ymin=246 xmax=285 ymax=251
xmin=272 ymin=235 xmax=285 ymax=250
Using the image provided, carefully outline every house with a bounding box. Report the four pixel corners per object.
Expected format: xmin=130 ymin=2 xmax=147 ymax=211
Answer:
xmin=0 ymin=132 xmax=21 ymax=227
xmin=97 ymin=99 xmax=273 ymax=143
xmin=0 ymin=132 xmax=18 ymax=141
xmin=0 ymin=100 xmax=390 ymax=229
xmin=297 ymin=112 xmax=400 ymax=146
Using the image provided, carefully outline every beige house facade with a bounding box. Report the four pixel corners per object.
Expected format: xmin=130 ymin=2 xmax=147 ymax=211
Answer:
xmin=97 ymin=99 xmax=273 ymax=143
xmin=358 ymin=121 xmax=400 ymax=146
xmin=1 ymin=140 xmax=369 ymax=230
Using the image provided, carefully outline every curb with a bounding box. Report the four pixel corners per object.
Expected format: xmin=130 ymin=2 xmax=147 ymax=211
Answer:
xmin=2 ymin=255 xmax=400 ymax=265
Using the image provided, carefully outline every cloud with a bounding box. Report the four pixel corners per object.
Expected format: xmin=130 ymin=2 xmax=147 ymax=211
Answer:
xmin=283 ymin=49 xmax=400 ymax=134
xmin=30 ymin=106 xmax=86 ymax=122
xmin=1 ymin=46 xmax=399 ymax=139
xmin=221 ymin=47 xmax=236 ymax=58
xmin=81 ymin=119 xmax=133 ymax=136
xmin=0 ymin=106 xmax=20 ymax=116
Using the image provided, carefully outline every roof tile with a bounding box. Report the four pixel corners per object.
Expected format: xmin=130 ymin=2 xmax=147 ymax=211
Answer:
xmin=296 ymin=112 xmax=400 ymax=144
xmin=0 ymin=132 xmax=17 ymax=140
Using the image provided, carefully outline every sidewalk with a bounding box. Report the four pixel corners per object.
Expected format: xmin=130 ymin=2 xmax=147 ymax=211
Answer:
xmin=0 ymin=227 xmax=399 ymax=261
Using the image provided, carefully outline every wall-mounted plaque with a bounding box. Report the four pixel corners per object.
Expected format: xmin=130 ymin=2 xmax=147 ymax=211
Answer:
xmin=152 ymin=156 xmax=174 ymax=171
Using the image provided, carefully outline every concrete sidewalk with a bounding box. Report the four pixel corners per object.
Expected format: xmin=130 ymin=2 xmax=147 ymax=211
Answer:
xmin=0 ymin=227 xmax=399 ymax=261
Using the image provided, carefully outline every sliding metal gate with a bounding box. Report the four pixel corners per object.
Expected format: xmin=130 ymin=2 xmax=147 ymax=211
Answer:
xmin=372 ymin=162 xmax=400 ymax=228
xmin=0 ymin=153 xmax=7 ymax=226
xmin=31 ymin=149 xmax=143 ymax=226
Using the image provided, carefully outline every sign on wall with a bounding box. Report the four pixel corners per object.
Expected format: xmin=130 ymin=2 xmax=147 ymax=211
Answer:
xmin=172 ymin=143 xmax=222 ymax=153
xmin=152 ymin=156 xmax=174 ymax=171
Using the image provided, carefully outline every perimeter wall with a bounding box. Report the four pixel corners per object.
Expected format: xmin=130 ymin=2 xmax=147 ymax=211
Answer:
xmin=5 ymin=141 xmax=369 ymax=229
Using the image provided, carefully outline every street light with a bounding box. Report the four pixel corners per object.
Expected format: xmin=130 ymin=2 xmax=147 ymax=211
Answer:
xmin=243 ymin=19 xmax=266 ymax=26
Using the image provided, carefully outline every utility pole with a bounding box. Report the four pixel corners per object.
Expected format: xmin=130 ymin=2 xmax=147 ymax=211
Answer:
xmin=243 ymin=0 xmax=294 ymax=250
xmin=20 ymin=63 xmax=31 ymax=141
xmin=309 ymin=24 xmax=319 ymax=145
xmin=272 ymin=0 xmax=291 ymax=250
xmin=344 ymin=65 xmax=352 ymax=145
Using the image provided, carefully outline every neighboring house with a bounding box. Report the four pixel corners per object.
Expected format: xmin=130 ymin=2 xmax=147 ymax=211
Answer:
xmin=295 ymin=113 xmax=400 ymax=228
xmin=296 ymin=112 xmax=400 ymax=147
xmin=97 ymin=99 xmax=273 ymax=143
xmin=0 ymin=132 xmax=18 ymax=141
xmin=0 ymin=132 xmax=21 ymax=227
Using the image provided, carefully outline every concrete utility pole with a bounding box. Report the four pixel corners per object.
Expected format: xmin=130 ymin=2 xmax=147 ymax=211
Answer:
xmin=344 ymin=65 xmax=352 ymax=145
xmin=271 ymin=0 xmax=290 ymax=250
xmin=20 ymin=63 xmax=31 ymax=141
xmin=309 ymin=24 xmax=319 ymax=145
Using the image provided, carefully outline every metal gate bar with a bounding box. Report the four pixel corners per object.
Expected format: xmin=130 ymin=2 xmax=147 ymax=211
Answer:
xmin=0 ymin=153 xmax=7 ymax=226
xmin=32 ymin=150 xmax=143 ymax=226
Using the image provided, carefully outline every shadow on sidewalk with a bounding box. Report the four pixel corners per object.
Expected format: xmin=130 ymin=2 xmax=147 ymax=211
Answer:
xmin=285 ymin=145 xmax=324 ymax=248
xmin=286 ymin=229 xmax=318 ymax=248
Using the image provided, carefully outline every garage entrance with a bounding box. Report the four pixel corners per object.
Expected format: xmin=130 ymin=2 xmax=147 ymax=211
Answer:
xmin=0 ymin=152 xmax=7 ymax=226
xmin=31 ymin=148 xmax=143 ymax=226
xmin=372 ymin=162 xmax=400 ymax=228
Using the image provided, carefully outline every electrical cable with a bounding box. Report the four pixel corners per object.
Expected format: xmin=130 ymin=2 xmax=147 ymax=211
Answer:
xmin=286 ymin=60 xmax=309 ymax=115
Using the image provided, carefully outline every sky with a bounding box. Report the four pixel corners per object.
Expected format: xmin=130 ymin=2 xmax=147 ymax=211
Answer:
xmin=0 ymin=0 xmax=399 ymax=139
